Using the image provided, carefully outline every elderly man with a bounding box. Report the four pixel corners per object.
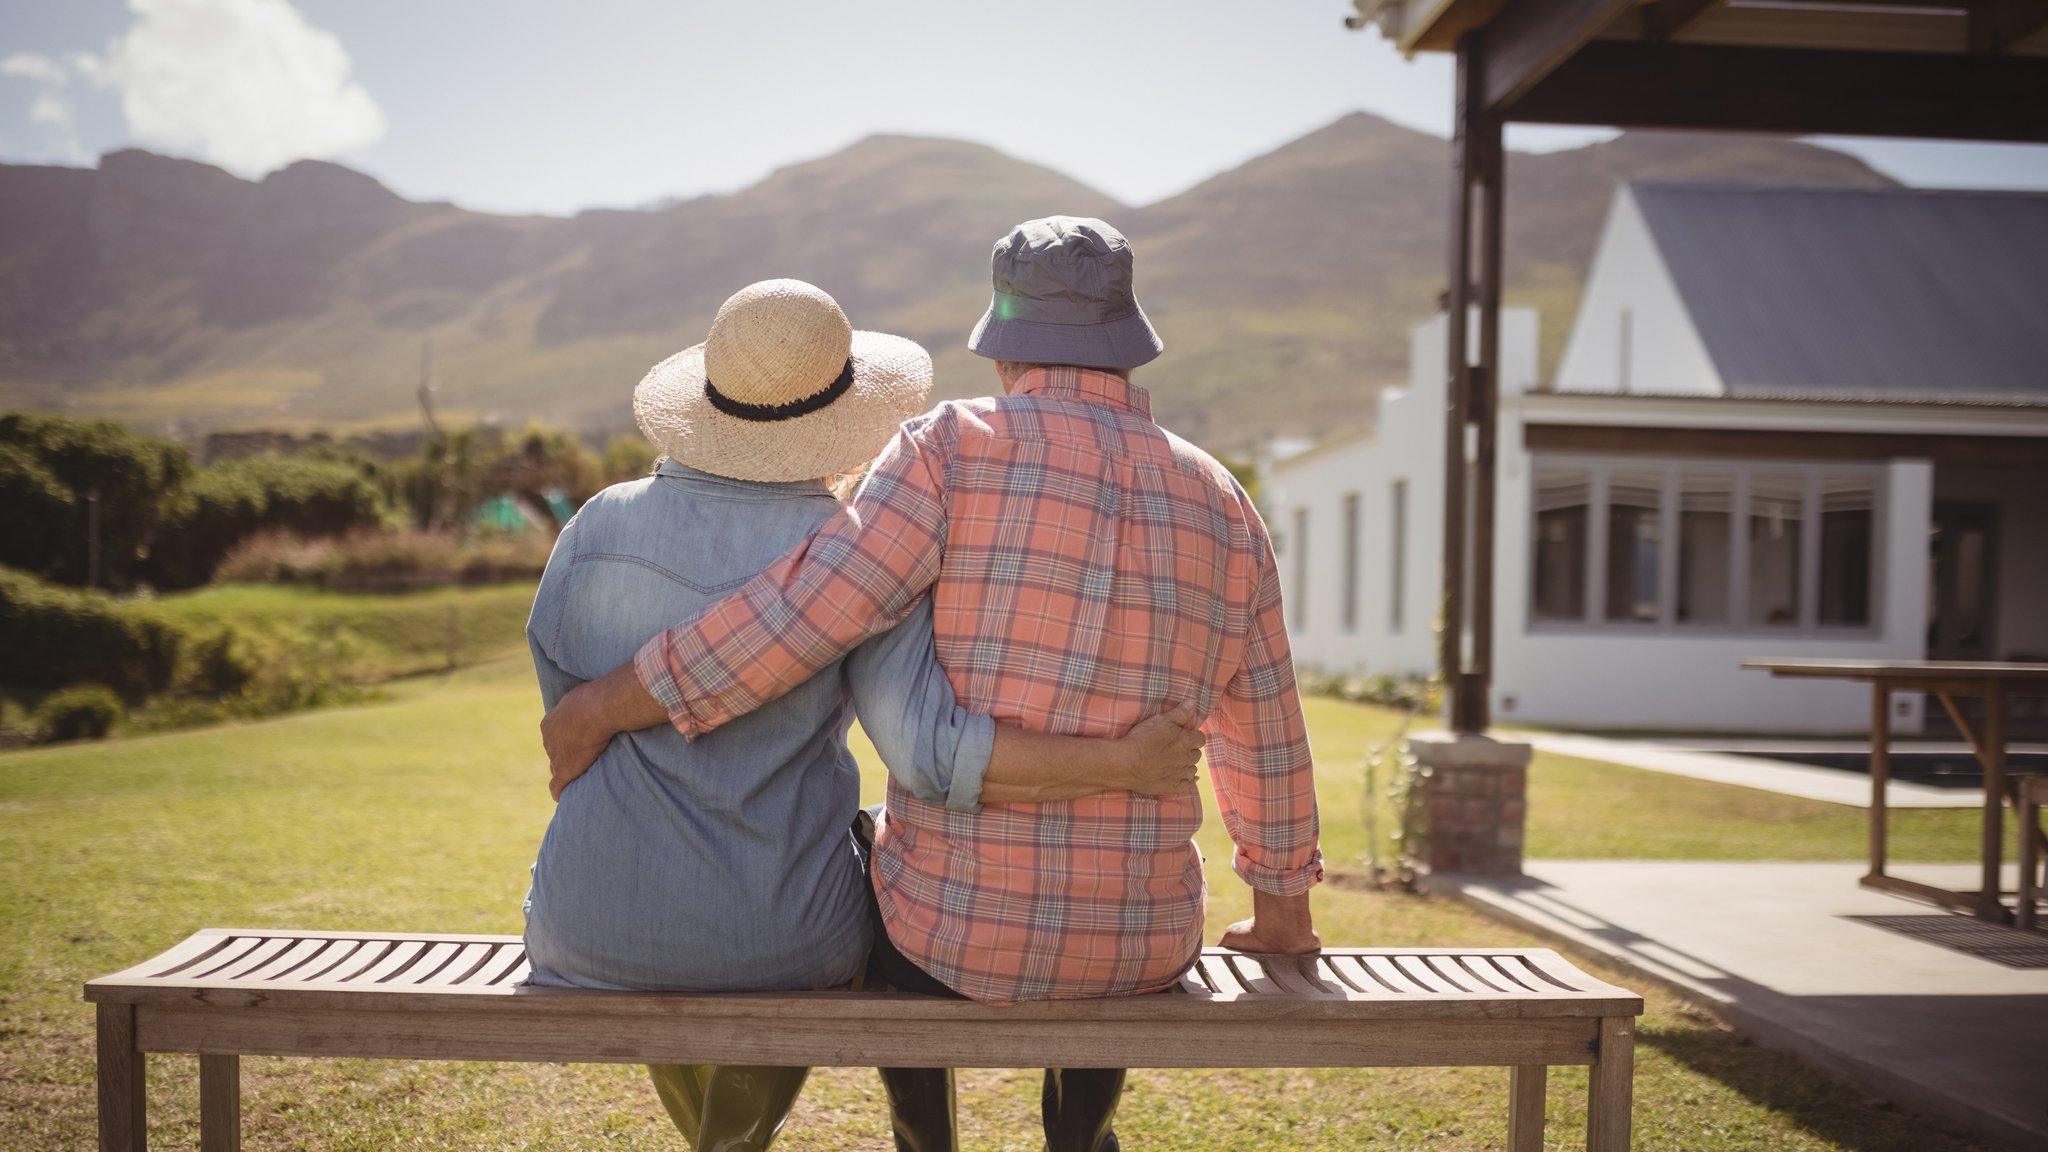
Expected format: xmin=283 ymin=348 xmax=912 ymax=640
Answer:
xmin=544 ymin=217 xmax=1322 ymax=1152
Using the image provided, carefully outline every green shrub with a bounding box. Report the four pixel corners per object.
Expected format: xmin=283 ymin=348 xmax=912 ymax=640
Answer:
xmin=145 ymin=455 xmax=390 ymax=589
xmin=30 ymin=684 xmax=123 ymax=743
xmin=0 ymin=414 xmax=195 ymax=590
xmin=0 ymin=567 xmax=186 ymax=701
xmin=177 ymin=624 xmax=261 ymax=696
xmin=1297 ymin=666 xmax=1438 ymax=712
xmin=216 ymin=528 xmax=552 ymax=590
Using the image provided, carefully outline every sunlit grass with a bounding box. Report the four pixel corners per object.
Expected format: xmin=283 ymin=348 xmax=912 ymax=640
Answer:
xmin=0 ymin=652 xmax=1993 ymax=1149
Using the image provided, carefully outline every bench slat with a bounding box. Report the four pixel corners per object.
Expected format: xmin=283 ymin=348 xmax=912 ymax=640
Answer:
xmin=131 ymin=1003 xmax=1607 ymax=1068
xmin=86 ymin=930 xmax=1643 ymax=1024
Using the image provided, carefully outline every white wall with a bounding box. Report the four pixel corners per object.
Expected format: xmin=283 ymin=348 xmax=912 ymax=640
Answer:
xmin=1264 ymin=308 xmax=1533 ymax=681
xmin=1554 ymin=186 xmax=1724 ymax=397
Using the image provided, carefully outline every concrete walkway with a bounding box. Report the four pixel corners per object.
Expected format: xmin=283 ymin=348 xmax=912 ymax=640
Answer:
xmin=1520 ymin=731 xmax=1982 ymax=808
xmin=1443 ymin=861 xmax=2048 ymax=1151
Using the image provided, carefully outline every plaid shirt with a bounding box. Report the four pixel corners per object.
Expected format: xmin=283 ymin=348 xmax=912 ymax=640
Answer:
xmin=636 ymin=367 xmax=1321 ymax=1003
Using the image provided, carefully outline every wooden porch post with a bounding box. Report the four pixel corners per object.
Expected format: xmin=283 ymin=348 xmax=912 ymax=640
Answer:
xmin=1443 ymin=33 xmax=1505 ymax=735
xmin=1441 ymin=34 xmax=1475 ymax=733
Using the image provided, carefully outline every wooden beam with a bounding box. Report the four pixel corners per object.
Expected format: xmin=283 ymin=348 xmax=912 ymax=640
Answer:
xmin=1523 ymin=423 xmax=2048 ymax=467
xmin=1969 ymin=0 xmax=2048 ymax=53
xmin=1442 ymin=37 xmax=1477 ymax=731
xmin=1480 ymin=0 xmax=1640 ymax=111
xmin=1510 ymin=40 xmax=2048 ymax=141
xmin=1675 ymin=6 xmax=1967 ymax=53
xmin=1640 ymin=0 xmax=1721 ymax=40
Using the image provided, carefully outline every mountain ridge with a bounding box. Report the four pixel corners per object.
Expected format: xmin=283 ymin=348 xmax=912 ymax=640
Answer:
xmin=0 ymin=113 xmax=1892 ymax=449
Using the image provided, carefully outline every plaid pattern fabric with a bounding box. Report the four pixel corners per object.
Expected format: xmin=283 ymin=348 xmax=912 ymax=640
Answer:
xmin=636 ymin=367 xmax=1321 ymax=1003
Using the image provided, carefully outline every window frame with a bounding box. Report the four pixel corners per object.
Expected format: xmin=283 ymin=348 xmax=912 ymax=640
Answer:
xmin=1390 ymin=479 xmax=1408 ymax=633
xmin=1525 ymin=455 xmax=1885 ymax=638
xmin=1289 ymin=505 xmax=1310 ymax=629
xmin=1340 ymin=491 xmax=1361 ymax=634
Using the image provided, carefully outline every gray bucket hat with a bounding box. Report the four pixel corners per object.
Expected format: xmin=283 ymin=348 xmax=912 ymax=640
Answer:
xmin=967 ymin=216 xmax=1163 ymax=371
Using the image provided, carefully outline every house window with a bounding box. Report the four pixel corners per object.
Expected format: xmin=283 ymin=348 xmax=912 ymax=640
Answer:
xmin=1819 ymin=475 xmax=1875 ymax=626
xmin=1747 ymin=474 xmax=1804 ymax=628
xmin=1531 ymin=467 xmax=1592 ymax=622
xmin=1676 ymin=472 xmax=1733 ymax=624
xmin=1390 ymin=480 xmax=1408 ymax=632
xmin=1529 ymin=457 xmax=1879 ymax=634
xmin=1340 ymin=492 xmax=1361 ymax=633
xmin=1290 ymin=506 xmax=1309 ymax=628
xmin=1603 ymin=469 xmax=1662 ymax=623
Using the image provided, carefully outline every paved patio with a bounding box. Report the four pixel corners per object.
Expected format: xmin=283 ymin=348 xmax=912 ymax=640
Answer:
xmin=1443 ymin=861 xmax=2048 ymax=1151
xmin=1518 ymin=731 xmax=1983 ymax=808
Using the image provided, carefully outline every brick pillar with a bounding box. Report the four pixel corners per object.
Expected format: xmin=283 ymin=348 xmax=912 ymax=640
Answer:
xmin=1405 ymin=733 xmax=1532 ymax=876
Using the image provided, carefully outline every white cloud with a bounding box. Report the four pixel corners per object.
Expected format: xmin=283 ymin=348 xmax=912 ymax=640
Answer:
xmin=77 ymin=0 xmax=386 ymax=175
xmin=29 ymin=92 xmax=76 ymax=130
xmin=2 ymin=52 xmax=87 ymax=162
xmin=2 ymin=53 xmax=71 ymax=86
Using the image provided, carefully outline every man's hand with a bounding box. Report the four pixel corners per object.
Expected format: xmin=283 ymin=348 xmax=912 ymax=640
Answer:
xmin=1219 ymin=888 xmax=1320 ymax=955
xmin=1111 ymin=704 xmax=1205 ymax=796
xmin=540 ymin=661 xmax=671 ymax=801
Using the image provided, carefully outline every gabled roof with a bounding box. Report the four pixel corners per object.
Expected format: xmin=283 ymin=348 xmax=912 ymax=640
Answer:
xmin=1630 ymin=183 xmax=2048 ymax=400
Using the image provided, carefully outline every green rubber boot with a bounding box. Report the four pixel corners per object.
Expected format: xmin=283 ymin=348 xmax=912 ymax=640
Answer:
xmin=647 ymin=1063 xmax=812 ymax=1151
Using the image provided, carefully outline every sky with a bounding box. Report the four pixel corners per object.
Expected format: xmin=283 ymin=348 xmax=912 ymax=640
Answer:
xmin=4 ymin=0 xmax=2048 ymax=217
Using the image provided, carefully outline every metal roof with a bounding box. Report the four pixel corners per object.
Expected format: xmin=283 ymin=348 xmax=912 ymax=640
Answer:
xmin=1630 ymin=183 xmax=2048 ymax=400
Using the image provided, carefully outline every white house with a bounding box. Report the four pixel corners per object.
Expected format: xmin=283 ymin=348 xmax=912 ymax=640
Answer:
xmin=1263 ymin=183 xmax=2048 ymax=734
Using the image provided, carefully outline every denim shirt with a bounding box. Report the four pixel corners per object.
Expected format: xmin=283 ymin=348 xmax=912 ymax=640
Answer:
xmin=522 ymin=460 xmax=993 ymax=991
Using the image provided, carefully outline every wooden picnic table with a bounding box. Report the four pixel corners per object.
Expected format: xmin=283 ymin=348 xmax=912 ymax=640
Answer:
xmin=1742 ymin=659 xmax=2048 ymax=923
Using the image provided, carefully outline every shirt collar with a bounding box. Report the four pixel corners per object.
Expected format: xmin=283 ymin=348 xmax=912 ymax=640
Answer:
xmin=654 ymin=458 xmax=832 ymax=498
xmin=1011 ymin=366 xmax=1152 ymax=420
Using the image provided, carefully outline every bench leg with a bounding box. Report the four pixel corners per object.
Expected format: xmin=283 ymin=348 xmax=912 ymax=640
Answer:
xmin=1586 ymin=1017 xmax=1634 ymax=1152
xmin=1508 ymin=1065 xmax=1546 ymax=1152
xmin=201 ymin=1055 xmax=241 ymax=1152
xmin=97 ymin=1003 xmax=146 ymax=1152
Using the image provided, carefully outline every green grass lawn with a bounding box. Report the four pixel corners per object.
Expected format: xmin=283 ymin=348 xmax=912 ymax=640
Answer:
xmin=152 ymin=581 xmax=540 ymax=681
xmin=1 ymin=657 xmax=1996 ymax=1150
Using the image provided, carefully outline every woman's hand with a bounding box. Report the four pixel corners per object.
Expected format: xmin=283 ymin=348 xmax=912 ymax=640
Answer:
xmin=1112 ymin=704 xmax=1206 ymax=796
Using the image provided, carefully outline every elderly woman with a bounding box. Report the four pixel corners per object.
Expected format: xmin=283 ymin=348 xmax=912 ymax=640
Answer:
xmin=522 ymin=280 xmax=1199 ymax=1152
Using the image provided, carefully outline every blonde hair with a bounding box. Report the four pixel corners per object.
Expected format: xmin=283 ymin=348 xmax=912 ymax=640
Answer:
xmin=825 ymin=462 xmax=871 ymax=502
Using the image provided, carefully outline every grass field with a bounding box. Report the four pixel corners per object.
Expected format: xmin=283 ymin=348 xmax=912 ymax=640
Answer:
xmin=153 ymin=581 xmax=540 ymax=682
xmin=1 ymin=650 xmax=1996 ymax=1150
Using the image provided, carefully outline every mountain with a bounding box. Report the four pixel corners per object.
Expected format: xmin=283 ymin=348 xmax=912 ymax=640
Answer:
xmin=0 ymin=115 xmax=1890 ymax=451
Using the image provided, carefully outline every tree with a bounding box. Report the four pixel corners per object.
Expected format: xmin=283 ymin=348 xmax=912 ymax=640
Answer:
xmin=0 ymin=414 xmax=192 ymax=588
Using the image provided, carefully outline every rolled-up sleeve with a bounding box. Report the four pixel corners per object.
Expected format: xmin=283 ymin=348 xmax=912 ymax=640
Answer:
xmin=634 ymin=416 xmax=952 ymax=738
xmin=846 ymin=596 xmax=993 ymax=811
xmin=527 ymin=515 xmax=583 ymax=709
xmin=1205 ymin=514 xmax=1323 ymax=896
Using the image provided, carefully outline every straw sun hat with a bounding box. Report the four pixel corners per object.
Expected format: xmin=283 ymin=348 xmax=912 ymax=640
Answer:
xmin=632 ymin=279 xmax=934 ymax=483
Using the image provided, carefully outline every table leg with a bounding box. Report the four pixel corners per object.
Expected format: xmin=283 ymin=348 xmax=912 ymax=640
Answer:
xmin=1867 ymin=682 xmax=1890 ymax=883
xmin=1981 ymin=682 xmax=2007 ymax=921
xmin=2021 ymin=784 xmax=2041 ymax=933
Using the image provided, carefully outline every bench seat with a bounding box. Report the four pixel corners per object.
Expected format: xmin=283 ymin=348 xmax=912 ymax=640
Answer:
xmin=87 ymin=928 xmax=1643 ymax=1151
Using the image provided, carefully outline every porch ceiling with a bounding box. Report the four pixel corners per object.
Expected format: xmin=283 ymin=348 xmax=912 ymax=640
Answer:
xmin=1352 ymin=0 xmax=2048 ymax=141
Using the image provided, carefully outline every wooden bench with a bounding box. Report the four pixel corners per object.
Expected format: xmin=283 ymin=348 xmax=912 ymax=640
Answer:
xmin=86 ymin=928 xmax=1643 ymax=1151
